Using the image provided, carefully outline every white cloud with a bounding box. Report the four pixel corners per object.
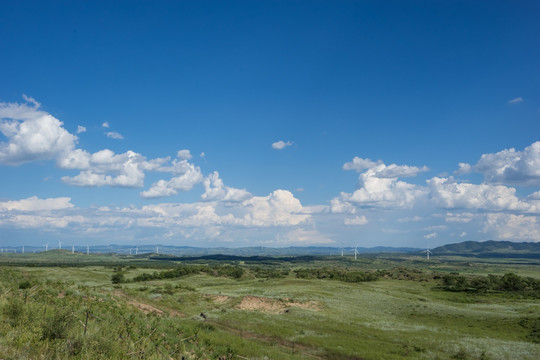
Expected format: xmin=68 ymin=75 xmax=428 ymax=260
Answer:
xmin=344 ymin=215 xmax=368 ymax=225
xmin=445 ymin=212 xmax=475 ymax=223
xmin=335 ymin=158 xmax=429 ymax=210
xmin=241 ymin=190 xmax=310 ymax=226
xmin=272 ymin=140 xmax=293 ymax=150
xmin=62 ymin=150 xmax=166 ymax=188
xmin=201 ymin=171 xmax=251 ymax=202
xmin=482 ymin=213 xmax=540 ymax=241
xmin=140 ymin=160 xmax=204 ymax=198
xmin=200 ymin=152 xmax=206 ymax=158
xmin=424 ymin=232 xmax=438 ymax=239
xmin=0 ymin=99 xmax=78 ymax=165
xmin=0 ymin=196 xmax=73 ymax=211
xmin=343 ymin=157 xmax=380 ymax=172
xmin=460 ymin=232 xmax=467 ymax=237
xmin=454 ymin=162 xmax=471 ymax=175
xmin=106 ymin=131 xmax=124 ymax=139
xmin=76 ymin=125 xmax=87 ymax=134
xmin=22 ymin=94 xmax=41 ymax=108
xmin=343 ymin=157 xmax=428 ymax=178
xmin=508 ymin=97 xmax=523 ymax=104
xmin=472 ymin=141 xmax=540 ymax=186
xmin=279 ymin=228 xmax=334 ymax=244
xmin=428 ymin=177 xmax=536 ymax=212
xmin=102 ymin=122 xmax=109 ymax=128
xmin=177 ymin=149 xmax=192 ymax=160
xmin=338 ymin=172 xmax=427 ymax=209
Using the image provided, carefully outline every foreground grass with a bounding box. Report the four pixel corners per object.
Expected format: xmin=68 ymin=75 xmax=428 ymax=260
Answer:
xmin=1 ymin=254 xmax=539 ymax=359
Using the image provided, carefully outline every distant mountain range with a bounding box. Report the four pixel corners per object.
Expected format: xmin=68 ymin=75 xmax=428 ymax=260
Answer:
xmin=432 ymin=240 xmax=540 ymax=258
xmin=3 ymin=240 xmax=539 ymax=257
xmin=100 ymin=244 xmax=421 ymax=256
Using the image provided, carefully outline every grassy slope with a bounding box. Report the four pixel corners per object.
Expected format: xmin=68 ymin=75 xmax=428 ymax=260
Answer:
xmin=14 ymin=263 xmax=540 ymax=360
xmin=1 ymin=252 xmax=539 ymax=359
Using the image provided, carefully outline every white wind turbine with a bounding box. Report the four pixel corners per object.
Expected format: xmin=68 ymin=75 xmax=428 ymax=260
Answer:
xmin=341 ymin=248 xmax=344 ymax=257
xmin=58 ymin=240 xmax=62 ymax=250
xmin=424 ymin=248 xmax=432 ymax=260
xmin=45 ymin=243 xmax=49 ymax=252
xmin=72 ymin=244 xmax=75 ymax=254
xmin=354 ymin=246 xmax=359 ymax=260
xmin=86 ymin=245 xmax=89 ymax=255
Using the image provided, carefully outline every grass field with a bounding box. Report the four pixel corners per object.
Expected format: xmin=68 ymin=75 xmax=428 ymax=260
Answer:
xmin=0 ymin=251 xmax=538 ymax=359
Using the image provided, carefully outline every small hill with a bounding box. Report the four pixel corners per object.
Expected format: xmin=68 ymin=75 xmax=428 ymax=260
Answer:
xmin=433 ymin=240 xmax=540 ymax=258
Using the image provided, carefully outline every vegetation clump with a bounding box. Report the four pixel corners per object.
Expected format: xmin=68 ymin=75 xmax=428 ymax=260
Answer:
xmin=440 ymin=272 xmax=540 ymax=296
xmin=294 ymin=267 xmax=380 ymax=283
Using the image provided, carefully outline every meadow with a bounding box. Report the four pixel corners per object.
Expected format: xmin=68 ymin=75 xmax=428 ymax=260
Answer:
xmin=0 ymin=250 xmax=538 ymax=359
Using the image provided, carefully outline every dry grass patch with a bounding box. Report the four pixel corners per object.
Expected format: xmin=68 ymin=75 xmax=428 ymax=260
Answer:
xmin=235 ymin=295 xmax=319 ymax=313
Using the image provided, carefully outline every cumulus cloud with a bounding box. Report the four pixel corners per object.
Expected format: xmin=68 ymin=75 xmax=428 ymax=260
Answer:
xmin=201 ymin=171 xmax=251 ymax=202
xmin=0 ymin=98 xmax=78 ymax=165
xmin=343 ymin=157 xmax=428 ymax=177
xmin=508 ymin=97 xmax=523 ymax=104
xmin=424 ymin=232 xmax=438 ymax=239
xmin=177 ymin=149 xmax=192 ymax=160
xmin=428 ymin=177 xmax=536 ymax=212
xmin=242 ymin=190 xmax=310 ymax=226
xmin=471 ymin=142 xmax=540 ymax=186
xmin=337 ymin=172 xmax=427 ymax=209
xmin=334 ymin=158 xmax=429 ymax=210
xmin=272 ymin=140 xmax=293 ymax=150
xmin=344 ymin=215 xmax=368 ymax=225
xmin=140 ymin=160 xmax=203 ymax=198
xmin=102 ymin=122 xmax=109 ymax=128
xmin=106 ymin=131 xmax=124 ymax=139
xmin=62 ymin=150 xmax=167 ymax=188
xmin=482 ymin=213 xmax=540 ymax=241
xmin=76 ymin=125 xmax=87 ymax=133
xmin=454 ymin=163 xmax=471 ymax=175
xmin=0 ymin=196 xmax=80 ymax=229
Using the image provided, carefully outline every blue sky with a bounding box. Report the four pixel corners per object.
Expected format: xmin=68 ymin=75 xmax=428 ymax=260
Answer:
xmin=1 ymin=1 xmax=540 ymax=248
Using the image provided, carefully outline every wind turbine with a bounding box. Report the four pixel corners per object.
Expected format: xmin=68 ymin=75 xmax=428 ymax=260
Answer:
xmin=58 ymin=240 xmax=62 ymax=250
xmin=354 ymin=246 xmax=359 ymax=260
xmin=45 ymin=243 xmax=48 ymax=252
xmin=341 ymin=248 xmax=344 ymax=257
xmin=22 ymin=245 xmax=25 ymax=254
xmin=72 ymin=244 xmax=75 ymax=254
xmin=86 ymin=245 xmax=89 ymax=255
xmin=135 ymin=246 xmax=138 ymax=255
xmin=156 ymin=246 xmax=159 ymax=254
xmin=129 ymin=248 xmax=132 ymax=255
xmin=424 ymin=248 xmax=432 ymax=260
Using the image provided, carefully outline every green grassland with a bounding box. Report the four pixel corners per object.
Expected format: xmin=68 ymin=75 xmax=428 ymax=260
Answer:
xmin=0 ymin=251 xmax=539 ymax=359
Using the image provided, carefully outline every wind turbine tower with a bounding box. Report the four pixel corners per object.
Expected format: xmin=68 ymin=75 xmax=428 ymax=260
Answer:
xmin=156 ymin=246 xmax=159 ymax=254
xmin=45 ymin=243 xmax=48 ymax=252
xmin=72 ymin=244 xmax=75 ymax=254
xmin=22 ymin=245 xmax=25 ymax=254
xmin=86 ymin=245 xmax=89 ymax=255
xmin=135 ymin=246 xmax=138 ymax=255
xmin=354 ymin=246 xmax=359 ymax=260
xmin=58 ymin=240 xmax=62 ymax=250
xmin=424 ymin=248 xmax=432 ymax=260
xmin=341 ymin=248 xmax=344 ymax=257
